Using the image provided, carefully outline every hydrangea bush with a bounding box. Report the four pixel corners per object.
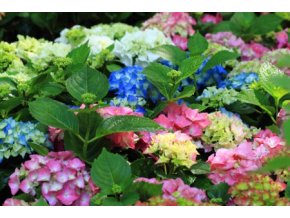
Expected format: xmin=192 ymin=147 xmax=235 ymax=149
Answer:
xmin=0 ymin=12 xmax=290 ymax=206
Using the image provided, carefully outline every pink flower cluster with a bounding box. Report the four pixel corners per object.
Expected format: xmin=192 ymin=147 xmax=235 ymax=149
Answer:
xmin=253 ymin=129 xmax=285 ymax=160
xmin=276 ymin=29 xmax=290 ymax=49
xmin=135 ymin=177 xmax=207 ymax=203
xmin=154 ymin=103 xmax=210 ymax=138
xmin=6 ymin=151 xmax=98 ymax=206
xmin=143 ymin=12 xmax=196 ymax=50
xmin=201 ymin=13 xmax=223 ymax=24
xmin=207 ymin=141 xmax=262 ymax=185
xmin=208 ymin=129 xmax=285 ymax=185
xmin=97 ymin=106 xmax=143 ymax=149
xmin=206 ymin=32 xmax=269 ymax=60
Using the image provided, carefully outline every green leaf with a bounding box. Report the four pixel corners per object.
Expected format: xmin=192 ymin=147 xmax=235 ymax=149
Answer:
xmin=178 ymin=56 xmax=204 ymax=82
xmin=91 ymin=148 xmax=132 ymax=194
xmin=276 ymin=54 xmax=290 ymax=68
xmin=66 ymin=65 xmax=109 ymax=102
xmin=29 ymin=142 xmax=49 ymax=156
xmin=133 ymin=182 xmax=163 ymax=201
xmin=33 ymin=197 xmax=49 ymax=206
xmin=250 ymin=14 xmax=282 ymax=35
xmin=94 ymin=115 xmax=163 ymax=140
xmin=143 ymin=63 xmax=173 ymax=100
xmin=28 ymin=98 xmax=79 ymax=132
xmin=187 ymin=32 xmax=208 ymax=56
xmin=258 ymin=156 xmax=290 ymax=172
xmin=270 ymin=73 xmax=290 ymax=93
xmin=259 ymin=63 xmax=289 ymax=101
xmin=120 ymin=191 xmax=139 ymax=205
xmin=0 ymin=97 xmax=23 ymax=114
xmin=283 ymin=119 xmax=290 ymax=146
xmin=151 ymin=45 xmax=186 ymax=66
xmin=285 ymin=182 xmax=290 ymax=200
xmin=148 ymin=101 xmax=168 ymax=119
xmin=106 ymin=63 xmax=122 ymax=72
xmin=40 ymin=82 xmax=64 ymax=97
xmin=67 ymin=42 xmax=90 ymax=64
xmin=64 ymin=131 xmax=84 ymax=159
xmin=0 ymin=168 xmax=13 ymax=191
xmin=237 ymin=89 xmax=275 ymax=117
xmin=202 ymin=50 xmax=239 ymax=73
xmin=131 ymin=158 xmax=155 ymax=177
xmin=188 ymin=103 xmax=208 ymax=112
xmin=206 ymin=183 xmax=230 ymax=205
xmin=230 ymin=12 xmax=256 ymax=30
xmin=190 ymin=161 xmax=210 ymax=175
xmin=172 ymin=86 xmax=195 ymax=101
xmin=213 ymin=21 xmax=234 ymax=33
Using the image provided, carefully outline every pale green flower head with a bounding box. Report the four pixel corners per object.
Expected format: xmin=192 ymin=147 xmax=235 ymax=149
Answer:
xmin=197 ymin=86 xmax=238 ymax=108
xmin=230 ymin=60 xmax=261 ymax=77
xmin=202 ymin=111 xmax=256 ymax=149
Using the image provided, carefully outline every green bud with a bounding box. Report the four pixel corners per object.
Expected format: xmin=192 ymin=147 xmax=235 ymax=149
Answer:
xmin=111 ymin=184 xmax=122 ymax=194
xmin=0 ymin=84 xmax=11 ymax=98
xmin=167 ymin=70 xmax=181 ymax=79
xmin=81 ymin=93 xmax=97 ymax=104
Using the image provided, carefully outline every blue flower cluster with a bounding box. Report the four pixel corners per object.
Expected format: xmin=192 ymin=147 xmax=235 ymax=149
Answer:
xmin=182 ymin=58 xmax=228 ymax=89
xmin=0 ymin=117 xmax=52 ymax=163
xmin=219 ymin=72 xmax=259 ymax=90
xmin=108 ymin=66 xmax=162 ymax=111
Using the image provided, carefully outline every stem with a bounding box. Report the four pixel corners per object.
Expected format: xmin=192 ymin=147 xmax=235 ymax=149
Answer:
xmin=164 ymin=164 xmax=167 ymax=175
xmin=82 ymin=128 xmax=90 ymax=159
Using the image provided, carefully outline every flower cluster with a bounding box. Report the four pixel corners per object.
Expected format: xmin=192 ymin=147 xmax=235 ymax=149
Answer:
xmin=7 ymin=151 xmax=98 ymax=206
xmin=219 ymin=72 xmax=259 ymax=90
xmin=109 ymin=66 xmax=160 ymax=110
xmin=229 ymin=174 xmax=290 ymax=206
xmin=154 ymin=103 xmax=210 ymax=138
xmin=201 ymin=112 xmax=255 ymax=149
xmin=97 ymin=106 xmax=143 ymax=149
xmin=135 ymin=177 xmax=207 ymax=203
xmin=0 ymin=117 xmax=51 ymax=163
xmin=144 ymin=131 xmax=199 ymax=168
xmin=197 ymin=86 xmax=238 ymax=108
xmin=207 ymin=141 xmax=262 ymax=185
xmin=142 ymin=12 xmax=196 ymax=50
xmin=206 ymin=32 xmax=270 ymax=61
xmin=113 ymin=28 xmax=173 ymax=67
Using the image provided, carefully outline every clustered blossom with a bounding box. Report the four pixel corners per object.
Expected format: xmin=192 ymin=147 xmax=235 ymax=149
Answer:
xmin=253 ymin=129 xmax=285 ymax=161
xmin=97 ymin=106 xmax=143 ymax=149
xmin=201 ymin=13 xmax=223 ymax=24
xmin=207 ymin=141 xmax=262 ymax=185
xmin=0 ymin=117 xmax=51 ymax=163
xmin=5 ymin=151 xmax=98 ymax=206
xmin=108 ymin=66 xmax=160 ymax=110
xmin=219 ymin=72 xmax=259 ymax=90
xmin=135 ymin=177 xmax=207 ymax=203
xmin=142 ymin=12 xmax=196 ymax=50
xmin=229 ymin=174 xmax=290 ymax=206
xmin=144 ymin=131 xmax=199 ymax=168
xmin=197 ymin=86 xmax=238 ymax=108
xmin=154 ymin=103 xmax=210 ymax=139
xmin=276 ymin=29 xmax=290 ymax=49
xmin=113 ymin=28 xmax=173 ymax=67
xmin=206 ymin=32 xmax=270 ymax=61
xmin=201 ymin=111 xmax=255 ymax=149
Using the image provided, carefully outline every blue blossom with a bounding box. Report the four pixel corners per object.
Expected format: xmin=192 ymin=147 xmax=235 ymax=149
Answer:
xmin=108 ymin=66 xmax=162 ymax=108
xmin=219 ymin=72 xmax=259 ymax=90
xmin=0 ymin=117 xmax=52 ymax=163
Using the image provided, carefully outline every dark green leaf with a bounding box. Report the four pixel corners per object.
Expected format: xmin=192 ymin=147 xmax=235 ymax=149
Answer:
xmin=91 ymin=148 xmax=132 ymax=194
xmin=94 ymin=115 xmax=163 ymax=140
xmin=187 ymin=32 xmax=208 ymax=56
xmin=131 ymin=158 xmax=155 ymax=177
xmin=29 ymin=142 xmax=49 ymax=156
xmin=172 ymin=86 xmax=195 ymax=101
xmin=190 ymin=161 xmax=210 ymax=175
xmin=106 ymin=63 xmax=122 ymax=72
xmin=250 ymin=14 xmax=282 ymax=35
xmin=66 ymin=65 xmax=109 ymax=102
xmin=285 ymin=182 xmax=290 ymax=200
xmin=133 ymin=182 xmax=163 ymax=201
xmin=178 ymin=56 xmax=204 ymax=82
xmin=283 ymin=120 xmax=290 ymax=146
xmin=206 ymin=183 xmax=230 ymax=205
xmin=67 ymin=42 xmax=90 ymax=64
xmin=28 ymin=98 xmax=79 ymax=132
xmin=0 ymin=97 xmax=23 ymax=114
xmin=202 ymin=50 xmax=239 ymax=73
xmin=148 ymin=101 xmax=168 ymax=119
xmin=33 ymin=197 xmax=49 ymax=206
xmin=277 ymin=54 xmax=290 ymax=68
xmin=258 ymin=156 xmax=290 ymax=172
xmin=231 ymin=12 xmax=256 ymax=29
xmin=40 ymin=82 xmax=64 ymax=97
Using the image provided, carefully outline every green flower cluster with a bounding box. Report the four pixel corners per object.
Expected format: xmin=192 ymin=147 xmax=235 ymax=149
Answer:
xmin=197 ymin=86 xmax=238 ymax=108
xmin=201 ymin=111 xmax=256 ymax=149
